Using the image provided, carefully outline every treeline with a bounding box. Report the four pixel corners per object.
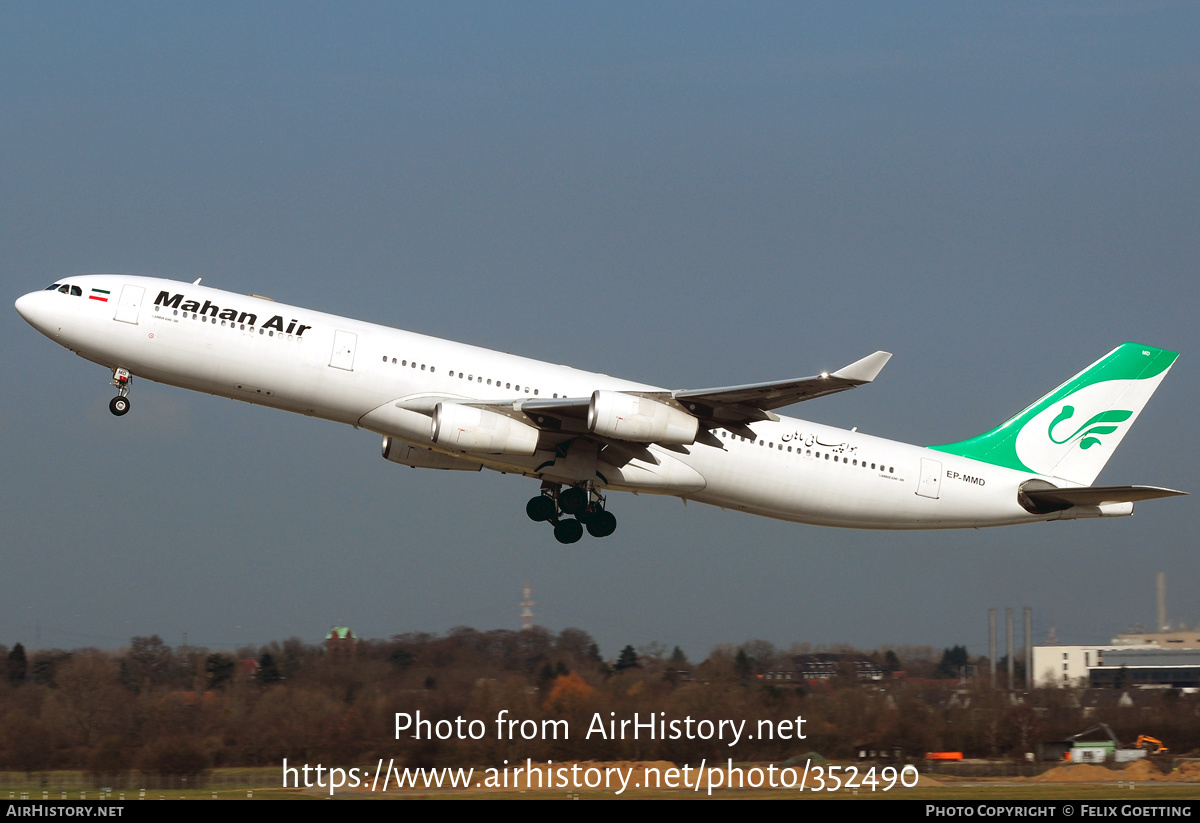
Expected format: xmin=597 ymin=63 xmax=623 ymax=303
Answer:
xmin=0 ymin=631 xmax=1196 ymax=782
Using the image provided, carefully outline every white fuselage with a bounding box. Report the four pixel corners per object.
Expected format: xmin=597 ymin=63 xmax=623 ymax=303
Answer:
xmin=16 ymin=275 xmax=1117 ymax=530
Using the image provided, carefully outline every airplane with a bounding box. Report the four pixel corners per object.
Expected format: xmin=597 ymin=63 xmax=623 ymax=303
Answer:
xmin=15 ymin=275 xmax=1185 ymax=543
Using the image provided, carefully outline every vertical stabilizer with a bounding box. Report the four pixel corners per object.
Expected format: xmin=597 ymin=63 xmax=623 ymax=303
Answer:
xmin=930 ymin=343 xmax=1178 ymax=485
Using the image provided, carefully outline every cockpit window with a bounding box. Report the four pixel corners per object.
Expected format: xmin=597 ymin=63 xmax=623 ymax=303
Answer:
xmin=46 ymin=283 xmax=84 ymax=296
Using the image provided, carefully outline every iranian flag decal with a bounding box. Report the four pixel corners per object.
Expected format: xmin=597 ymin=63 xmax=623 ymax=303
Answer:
xmin=89 ymin=288 xmax=110 ymax=302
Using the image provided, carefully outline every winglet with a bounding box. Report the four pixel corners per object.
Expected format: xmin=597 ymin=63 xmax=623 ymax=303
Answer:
xmin=832 ymin=351 xmax=892 ymax=384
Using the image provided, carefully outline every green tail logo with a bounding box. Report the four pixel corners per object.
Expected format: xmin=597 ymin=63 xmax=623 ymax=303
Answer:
xmin=929 ymin=343 xmax=1178 ymax=485
xmin=1047 ymin=407 xmax=1133 ymax=450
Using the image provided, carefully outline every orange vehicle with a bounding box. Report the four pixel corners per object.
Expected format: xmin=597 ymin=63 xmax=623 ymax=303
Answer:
xmin=1133 ymin=735 xmax=1169 ymax=755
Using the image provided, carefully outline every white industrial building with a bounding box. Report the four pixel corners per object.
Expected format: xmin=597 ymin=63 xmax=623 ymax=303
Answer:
xmin=1033 ymin=642 xmax=1200 ymax=689
xmin=1032 ymin=644 xmax=1156 ymax=688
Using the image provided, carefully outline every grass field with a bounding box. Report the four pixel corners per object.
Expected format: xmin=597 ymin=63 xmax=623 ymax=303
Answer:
xmin=3 ymin=767 xmax=1198 ymax=800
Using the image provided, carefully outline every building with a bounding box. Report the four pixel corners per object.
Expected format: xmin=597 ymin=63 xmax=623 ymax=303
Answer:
xmin=764 ymin=653 xmax=885 ymax=683
xmin=1113 ymin=631 xmax=1200 ymax=649
xmin=325 ymin=626 xmax=357 ymax=660
xmin=1088 ymin=649 xmax=1200 ymax=689
xmin=1032 ymin=644 xmax=1200 ymax=689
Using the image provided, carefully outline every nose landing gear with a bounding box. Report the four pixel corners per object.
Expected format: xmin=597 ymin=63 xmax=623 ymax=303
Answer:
xmin=525 ymin=482 xmax=617 ymax=543
xmin=109 ymin=368 xmax=132 ymax=416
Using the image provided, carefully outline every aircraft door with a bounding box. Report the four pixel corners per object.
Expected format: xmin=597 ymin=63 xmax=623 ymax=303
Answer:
xmin=329 ymin=330 xmax=357 ymax=371
xmin=916 ymin=457 xmax=942 ymax=499
xmin=113 ymin=284 xmax=145 ymax=325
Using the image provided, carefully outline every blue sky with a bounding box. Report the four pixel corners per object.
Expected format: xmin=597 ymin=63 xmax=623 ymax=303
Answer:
xmin=3 ymin=2 xmax=1196 ymax=660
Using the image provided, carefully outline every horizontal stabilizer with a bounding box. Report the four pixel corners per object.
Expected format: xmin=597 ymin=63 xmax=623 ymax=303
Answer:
xmin=1022 ymin=484 xmax=1186 ymax=513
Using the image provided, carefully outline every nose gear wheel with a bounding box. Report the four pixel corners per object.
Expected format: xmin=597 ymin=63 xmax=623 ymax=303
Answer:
xmin=109 ymin=367 xmax=133 ymax=416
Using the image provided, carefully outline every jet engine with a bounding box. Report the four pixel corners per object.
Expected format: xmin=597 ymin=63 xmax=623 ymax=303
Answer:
xmin=587 ymin=390 xmax=698 ymax=445
xmin=381 ymin=437 xmax=482 ymax=471
xmin=432 ymin=402 xmax=540 ymax=455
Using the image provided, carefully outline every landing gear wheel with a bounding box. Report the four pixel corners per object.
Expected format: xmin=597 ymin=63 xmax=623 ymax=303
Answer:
xmin=109 ymin=396 xmax=131 ymax=416
xmin=526 ymin=495 xmax=556 ymax=522
xmin=586 ymin=510 xmax=617 ymax=538
xmin=553 ymin=519 xmax=584 ymax=544
xmin=559 ymin=487 xmax=587 ymax=516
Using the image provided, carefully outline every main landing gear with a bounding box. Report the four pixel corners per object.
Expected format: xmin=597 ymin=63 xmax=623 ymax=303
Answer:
xmin=109 ymin=367 xmax=132 ymax=416
xmin=526 ymin=482 xmax=617 ymax=544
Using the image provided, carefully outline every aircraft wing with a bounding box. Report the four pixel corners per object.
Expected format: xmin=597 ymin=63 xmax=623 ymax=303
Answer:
xmin=461 ymin=350 xmax=893 ymax=437
xmin=672 ymin=350 xmax=892 ymax=423
xmin=378 ymin=352 xmax=890 ymax=466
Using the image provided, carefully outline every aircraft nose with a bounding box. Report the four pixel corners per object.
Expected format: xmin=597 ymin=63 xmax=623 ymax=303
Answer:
xmin=15 ymin=291 xmax=53 ymax=334
xmin=15 ymin=292 xmax=36 ymax=322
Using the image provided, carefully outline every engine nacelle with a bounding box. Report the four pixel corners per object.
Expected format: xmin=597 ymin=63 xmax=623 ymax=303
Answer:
xmin=587 ymin=390 xmax=698 ymax=445
xmin=381 ymin=437 xmax=482 ymax=471
xmin=432 ymin=402 xmax=540 ymax=455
